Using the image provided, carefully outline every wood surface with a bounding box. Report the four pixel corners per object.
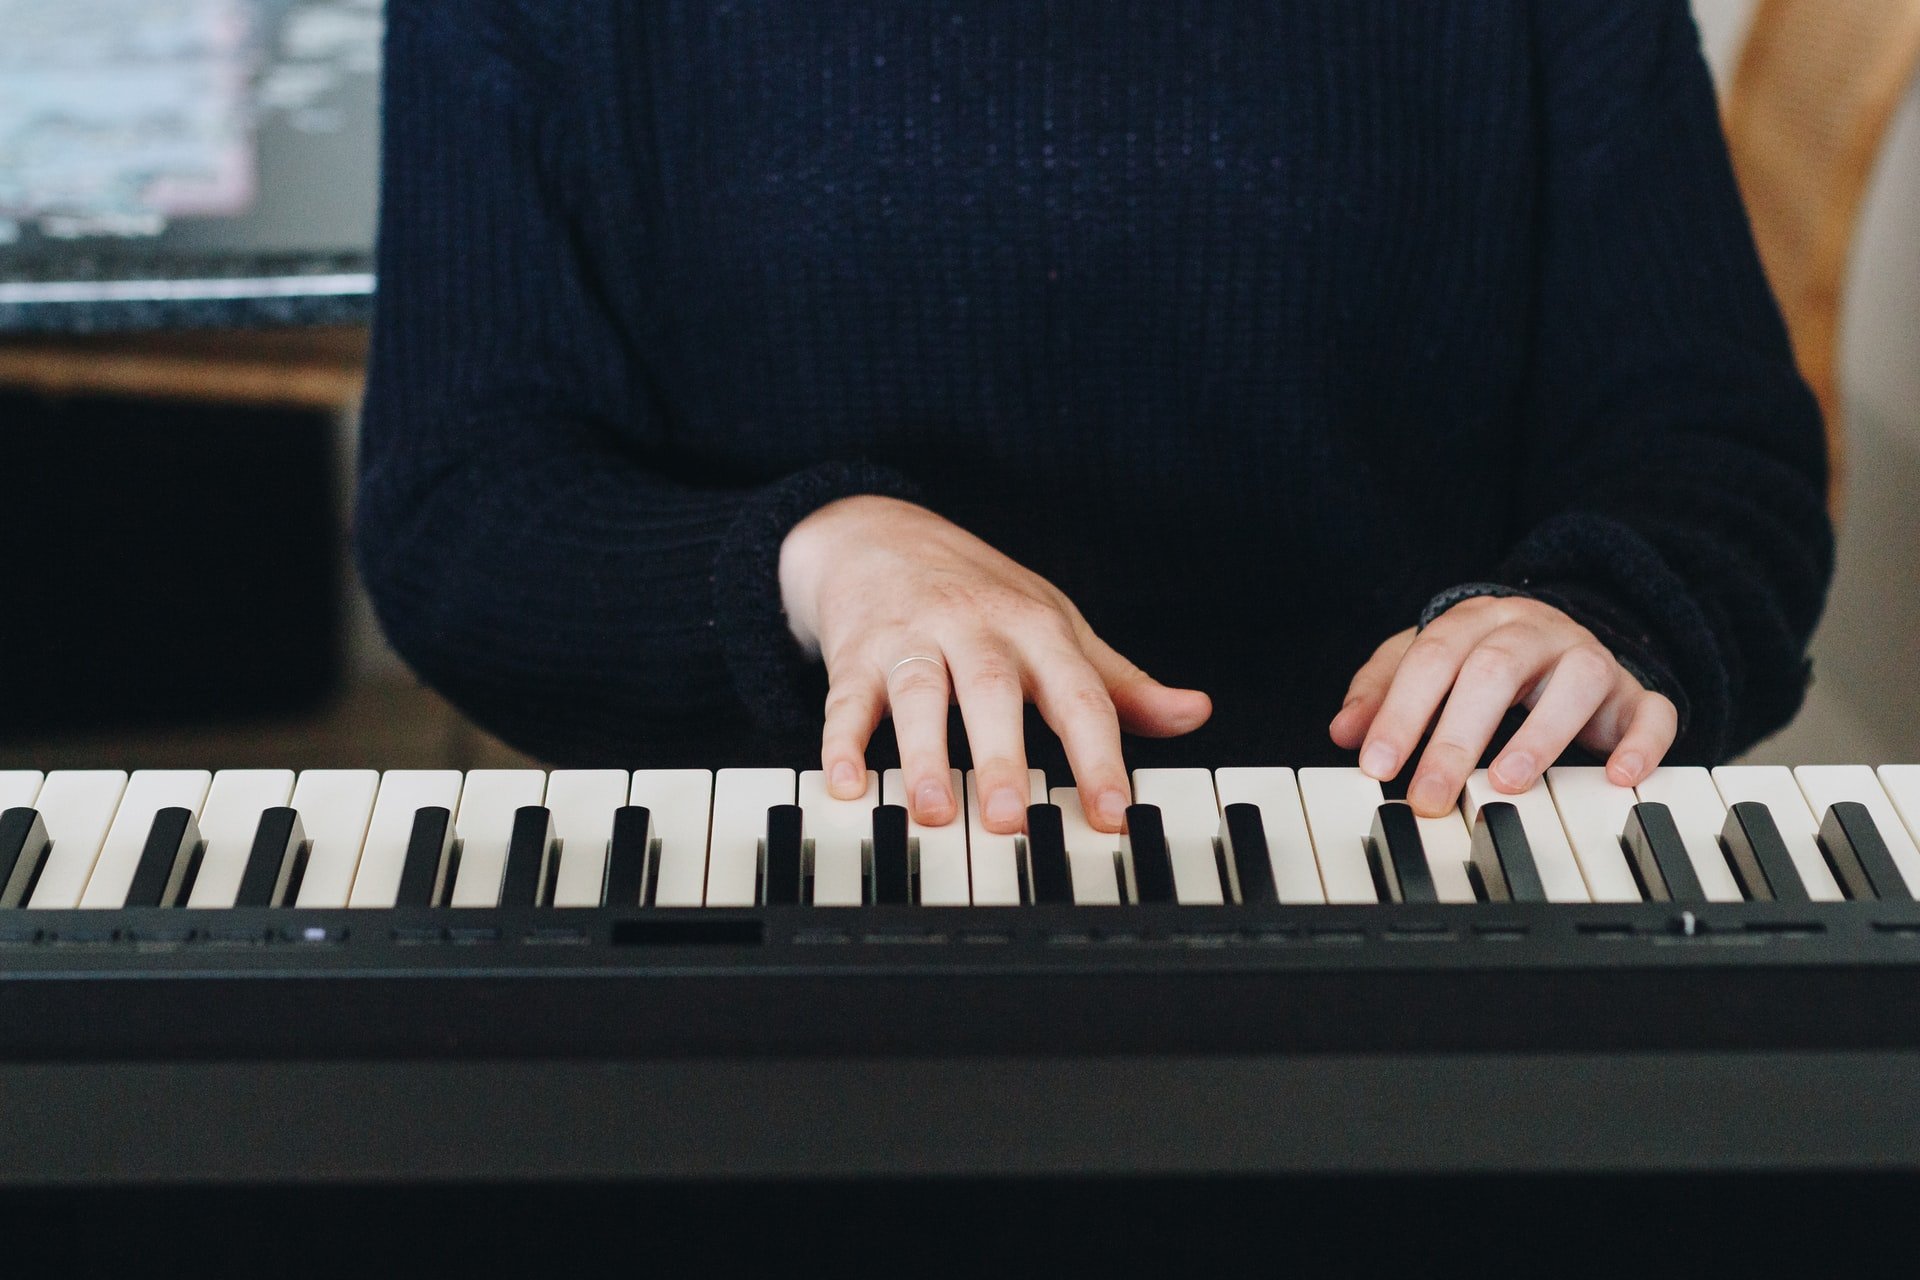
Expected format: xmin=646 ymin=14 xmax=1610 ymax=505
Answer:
xmin=0 ymin=326 xmax=368 ymax=411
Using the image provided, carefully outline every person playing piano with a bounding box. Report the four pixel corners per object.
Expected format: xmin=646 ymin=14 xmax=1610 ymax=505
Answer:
xmin=357 ymin=0 xmax=1833 ymax=839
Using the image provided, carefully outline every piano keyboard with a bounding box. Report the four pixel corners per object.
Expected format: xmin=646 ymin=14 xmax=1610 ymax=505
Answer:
xmin=5 ymin=763 xmax=1918 ymax=913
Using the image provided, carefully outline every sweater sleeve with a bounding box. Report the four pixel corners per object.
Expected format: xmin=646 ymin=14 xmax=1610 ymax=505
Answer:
xmin=355 ymin=0 xmax=914 ymax=760
xmin=1472 ymin=0 xmax=1835 ymax=762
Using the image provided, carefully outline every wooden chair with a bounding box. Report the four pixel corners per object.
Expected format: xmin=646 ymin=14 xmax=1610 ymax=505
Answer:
xmin=1723 ymin=0 xmax=1920 ymax=514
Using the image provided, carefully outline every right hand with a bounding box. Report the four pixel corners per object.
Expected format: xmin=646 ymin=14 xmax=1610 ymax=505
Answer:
xmin=779 ymin=496 xmax=1213 ymax=834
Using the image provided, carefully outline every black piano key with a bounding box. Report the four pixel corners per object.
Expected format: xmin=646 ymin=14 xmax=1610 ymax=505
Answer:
xmin=1470 ymin=802 xmax=1546 ymax=904
xmin=1370 ymin=802 xmax=1438 ymax=905
xmin=1125 ymin=804 xmax=1177 ymax=905
xmin=499 ymin=806 xmax=556 ymax=907
xmin=1219 ymin=804 xmax=1275 ymax=904
xmin=604 ymin=806 xmax=655 ymax=907
xmin=762 ymin=804 xmax=804 ymax=906
xmin=0 ymin=808 xmax=52 ymax=909
xmin=870 ymin=804 xmax=912 ymax=905
xmin=1819 ymin=801 xmax=1911 ymax=901
xmin=1624 ymin=802 xmax=1706 ymax=903
xmin=233 ymin=807 xmax=306 ymax=908
xmin=124 ymin=807 xmax=202 ymax=908
xmin=1721 ymin=802 xmax=1808 ymax=903
xmin=394 ymin=806 xmax=457 ymax=909
xmin=1025 ymin=804 xmax=1074 ymax=905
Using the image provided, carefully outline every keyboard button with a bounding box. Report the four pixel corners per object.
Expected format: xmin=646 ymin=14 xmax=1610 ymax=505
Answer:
xmin=394 ymin=807 xmax=457 ymax=909
xmin=1132 ymin=768 xmax=1226 ymax=905
xmin=349 ymin=772 xmax=463 ymax=908
xmin=499 ymin=807 xmax=557 ymax=907
xmin=798 ymin=769 xmax=877 ymax=907
xmin=1371 ymin=802 xmax=1437 ymax=904
xmin=1797 ymin=766 xmax=1920 ymax=898
xmin=1024 ymin=803 xmax=1074 ymax=905
xmin=1052 ymin=787 xmax=1123 ymax=905
xmin=603 ymin=806 xmax=655 ymax=907
xmin=0 ymin=809 xmax=52 ymax=909
xmin=1120 ymin=802 xmax=1175 ymax=905
xmin=630 ymin=770 xmax=713 ymax=907
xmin=1623 ymin=802 xmax=1705 ymax=903
xmin=761 ymin=804 xmax=804 ymax=906
xmin=78 ymin=771 xmax=211 ymax=909
xmin=709 ymin=769 xmax=796 ymax=907
xmin=1712 ymin=766 xmax=1842 ymax=900
xmin=545 ymin=770 xmax=629 ymax=909
xmin=1218 ymin=803 xmax=1275 ymax=904
xmin=233 ymin=808 xmax=306 ymax=908
xmin=1875 ymin=766 xmax=1920 ymax=872
xmin=1298 ymin=768 xmax=1384 ymax=904
xmin=27 ymin=771 xmax=129 ymax=909
xmin=1634 ymin=767 xmax=1741 ymax=902
xmin=1413 ymin=806 xmax=1478 ymax=904
xmin=0 ymin=773 xmax=44 ymax=812
xmin=1544 ymin=767 xmax=1642 ymax=902
xmin=1721 ymin=802 xmax=1808 ymax=903
xmin=449 ymin=770 xmax=548 ymax=908
xmin=287 ymin=771 xmax=379 ymax=909
xmin=1464 ymin=773 xmax=1588 ymax=903
xmin=186 ymin=770 xmax=296 ymax=908
xmin=1213 ymin=768 xmax=1323 ymax=904
xmin=1471 ymin=801 xmax=1546 ymax=903
xmin=883 ymin=769 xmax=968 ymax=905
xmin=122 ymin=808 xmax=202 ymax=908
xmin=964 ymin=769 xmax=1048 ymax=906
xmin=1820 ymin=802 xmax=1910 ymax=901
xmin=869 ymin=805 xmax=912 ymax=905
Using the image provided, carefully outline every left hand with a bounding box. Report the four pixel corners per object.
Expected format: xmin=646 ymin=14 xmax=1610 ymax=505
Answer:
xmin=1328 ymin=595 xmax=1679 ymax=818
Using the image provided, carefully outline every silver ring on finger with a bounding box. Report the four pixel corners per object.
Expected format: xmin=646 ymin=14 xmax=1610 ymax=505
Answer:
xmin=887 ymin=653 xmax=947 ymax=685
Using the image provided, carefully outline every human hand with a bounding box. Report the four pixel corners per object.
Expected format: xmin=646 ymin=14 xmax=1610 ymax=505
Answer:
xmin=1328 ymin=595 xmax=1678 ymax=818
xmin=780 ymin=496 xmax=1212 ymax=833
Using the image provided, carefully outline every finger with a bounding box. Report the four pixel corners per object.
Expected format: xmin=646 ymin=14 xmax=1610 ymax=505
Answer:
xmin=1331 ymin=629 xmax=1416 ymax=748
xmin=948 ymin=638 xmax=1032 ymax=835
xmin=1404 ymin=627 xmax=1557 ymax=816
xmin=1078 ymin=631 xmax=1212 ymax=738
xmin=1358 ymin=615 xmax=1505 ymax=783
xmin=820 ymin=665 xmax=886 ymax=797
xmin=1485 ymin=644 xmax=1616 ymax=795
xmin=1026 ymin=646 xmax=1131 ymax=834
xmin=1601 ymin=691 xmax=1680 ymax=787
xmin=883 ymin=653 xmax=958 ymax=825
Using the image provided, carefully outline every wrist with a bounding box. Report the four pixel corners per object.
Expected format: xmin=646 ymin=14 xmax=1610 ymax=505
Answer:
xmin=779 ymin=494 xmax=915 ymax=653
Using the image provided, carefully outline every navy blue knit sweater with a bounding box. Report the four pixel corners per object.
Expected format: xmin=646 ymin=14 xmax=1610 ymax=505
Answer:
xmin=357 ymin=0 xmax=1833 ymax=773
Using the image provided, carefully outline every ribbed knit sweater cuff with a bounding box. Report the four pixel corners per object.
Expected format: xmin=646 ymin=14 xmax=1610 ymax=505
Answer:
xmin=714 ymin=460 xmax=922 ymax=731
xmin=1418 ymin=579 xmax=1691 ymax=742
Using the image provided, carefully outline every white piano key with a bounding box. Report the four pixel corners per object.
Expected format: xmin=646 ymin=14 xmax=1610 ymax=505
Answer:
xmin=1463 ymin=772 xmax=1590 ymax=903
xmin=289 ymin=770 xmax=380 ymax=908
xmin=27 ymin=771 xmax=129 ymax=909
xmin=799 ymin=770 xmax=878 ymax=906
xmin=187 ymin=770 xmax=296 ymax=908
xmin=1212 ymin=767 xmax=1324 ymax=904
xmin=1712 ymin=765 xmax=1842 ymax=900
xmin=347 ymin=771 xmax=464 ymax=908
xmin=1050 ymin=787 xmax=1123 ymax=905
xmin=545 ymin=770 xmax=631 ymax=908
xmin=0 ymin=772 xmax=44 ymax=812
xmin=630 ymin=769 xmax=714 ymax=907
xmin=708 ymin=768 xmax=796 ymax=906
xmin=1634 ymin=767 xmax=1742 ymax=902
xmin=1131 ymin=768 xmax=1225 ymax=905
xmin=882 ymin=768 xmax=969 ymax=905
xmin=965 ymin=768 xmax=1049 ymax=906
xmin=78 ymin=771 xmax=212 ymax=909
xmin=449 ymin=770 xmax=549 ymax=907
xmin=1796 ymin=765 xmax=1920 ymax=897
xmin=1543 ymin=767 xmax=1643 ymax=903
xmin=1875 ymin=766 xmax=1920 ymax=851
xmin=1296 ymin=768 xmax=1383 ymax=904
xmin=1414 ymin=807 xmax=1479 ymax=904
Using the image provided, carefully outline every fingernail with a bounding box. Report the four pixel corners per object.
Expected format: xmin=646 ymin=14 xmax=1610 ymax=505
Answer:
xmin=1097 ymin=789 xmax=1127 ymax=830
xmin=1494 ymin=752 xmax=1534 ymax=790
xmin=985 ymin=788 xmax=1024 ymax=827
xmin=916 ymin=780 xmax=949 ymax=819
xmin=1614 ymin=753 xmax=1645 ymax=784
xmin=1360 ymin=743 xmax=1398 ymax=779
xmin=1410 ymin=775 xmax=1451 ymax=813
xmin=831 ymin=762 xmax=857 ymax=794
